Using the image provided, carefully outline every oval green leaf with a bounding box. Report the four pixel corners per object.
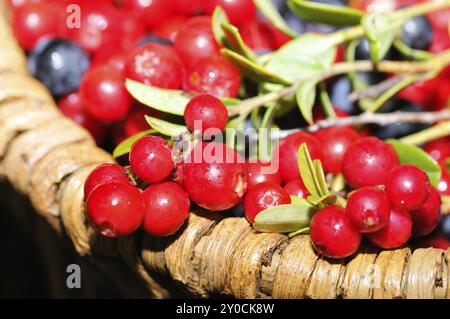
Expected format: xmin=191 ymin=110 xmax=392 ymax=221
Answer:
xmin=253 ymin=0 xmax=297 ymax=37
xmin=212 ymin=6 xmax=230 ymax=48
xmin=253 ymin=204 xmax=316 ymax=233
xmin=222 ymin=23 xmax=257 ymax=62
xmin=112 ymin=129 xmax=156 ymax=158
xmin=296 ymin=79 xmax=317 ymax=125
xmin=145 ymin=116 xmax=188 ymax=137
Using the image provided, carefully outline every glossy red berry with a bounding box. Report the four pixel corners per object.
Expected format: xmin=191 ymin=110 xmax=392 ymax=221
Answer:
xmin=274 ymin=132 xmax=325 ymax=184
xmin=346 ymin=187 xmax=391 ymax=233
xmin=386 ymin=164 xmax=431 ymax=210
xmin=317 ymin=127 xmax=360 ymax=175
xmin=86 ymin=181 xmax=145 ymax=238
xmin=244 ymin=182 xmax=291 ymax=223
xmin=424 ymin=137 xmax=450 ymax=162
xmin=84 ymin=164 xmax=130 ymax=199
xmin=239 ymin=19 xmax=275 ymax=53
xmin=91 ymin=50 xmax=129 ymax=71
xmin=366 ymin=208 xmax=412 ymax=249
xmin=410 ymin=187 xmax=441 ymax=237
xmin=172 ymin=0 xmax=204 ymax=15
xmin=123 ymin=107 xmax=160 ymax=138
xmin=283 ymin=179 xmax=309 ymax=199
xmin=153 ymin=15 xmax=188 ymax=43
xmin=310 ymin=205 xmax=361 ymax=259
xmin=129 ymin=136 xmax=174 ymax=184
xmin=183 ymin=55 xmax=241 ymax=98
xmin=183 ymin=142 xmax=247 ymax=211
xmin=437 ymin=163 xmax=450 ymax=195
xmin=125 ymin=43 xmax=184 ymax=89
xmin=142 ymin=181 xmax=190 ymax=237
xmin=246 ymin=160 xmax=281 ymax=190
xmin=80 ymin=67 xmax=132 ymax=122
xmin=342 ymin=137 xmax=399 ymax=188
xmin=184 ymin=94 xmax=229 ymax=137
xmin=121 ymin=0 xmax=172 ymax=28
xmin=204 ymin=0 xmax=256 ymax=25
xmin=173 ymin=16 xmax=220 ymax=67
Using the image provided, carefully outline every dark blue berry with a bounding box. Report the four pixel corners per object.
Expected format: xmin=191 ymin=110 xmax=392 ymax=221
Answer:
xmin=441 ymin=214 xmax=450 ymax=241
xmin=328 ymin=76 xmax=360 ymax=115
xmin=401 ymin=15 xmax=433 ymax=50
xmin=28 ymin=38 xmax=90 ymax=97
xmin=355 ymin=37 xmax=396 ymax=61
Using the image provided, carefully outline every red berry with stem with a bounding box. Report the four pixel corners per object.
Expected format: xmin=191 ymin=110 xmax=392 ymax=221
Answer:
xmin=84 ymin=164 xmax=130 ymax=199
xmin=173 ymin=16 xmax=220 ymax=68
xmin=80 ymin=67 xmax=132 ymax=122
xmin=386 ymin=164 xmax=431 ymax=210
xmin=410 ymin=187 xmax=441 ymax=237
xmin=184 ymin=94 xmax=229 ymax=137
xmin=346 ymin=187 xmax=391 ymax=233
xmin=183 ymin=55 xmax=241 ymax=98
xmin=142 ymin=181 xmax=190 ymax=237
xmin=366 ymin=207 xmax=412 ymax=249
xmin=342 ymin=137 xmax=399 ymax=188
xmin=283 ymin=179 xmax=309 ymax=199
xmin=317 ymin=127 xmax=360 ymax=175
xmin=246 ymin=160 xmax=281 ymax=190
xmin=424 ymin=137 xmax=450 ymax=162
xmin=183 ymin=142 xmax=247 ymax=211
xmin=129 ymin=136 xmax=174 ymax=184
xmin=204 ymin=0 xmax=256 ymax=25
xmin=274 ymin=132 xmax=325 ymax=184
xmin=310 ymin=205 xmax=361 ymax=259
xmin=244 ymin=182 xmax=291 ymax=223
xmin=125 ymin=43 xmax=184 ymax=89
xmin=86 ymin=181 xmax=145 ymax=238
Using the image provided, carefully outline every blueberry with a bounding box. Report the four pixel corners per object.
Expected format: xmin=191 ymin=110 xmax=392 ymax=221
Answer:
xmin=401 ymin=15 xmax=433 ymax=50
xmin=328 ymin=76 xmax=360 ymax=115
xmin=441 ymin=214 xmax=450 ymax=241
xmin=269 ymin=0 xmax=288 ymax=14
xmin=355 ymin=37 xmax=396 ymax=61
xmin=371 ymin=101 xmax=429 ymax=140
xmin=137 ymin=34 xmax=172 ymax=46
xmin=28 ymin=38 xmax=90 ymax=97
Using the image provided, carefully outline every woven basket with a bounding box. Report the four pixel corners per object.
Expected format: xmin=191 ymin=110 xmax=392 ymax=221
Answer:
xmin=0 ymin=2 xmax=449 ymax=299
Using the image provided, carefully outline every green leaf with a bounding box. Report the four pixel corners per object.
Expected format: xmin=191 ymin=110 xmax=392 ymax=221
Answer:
xmin=145 ymin=116 xmax=188 ymax=137
xmin=298 ymin=143 xmax=328 ymax=198
xmin=290 ymin=195 xmax=311 ymax=206
xmin=222 ymin=23 xmax=257 ymax=61
xmin=296 ymin=79 xmax=317 ymax=125
xmin=112 ymin=129 xmax=156 ymax=158
xmin=221 ymin=48 xmax=290 ymax=84
xmin=307 ymin=193 xmax=337 ymax=207
xmin=253 ymin=0 xmax=297 ymax=37
xmin=126 ymin=79 xmax=190 ymax=116
xmin=319 ymin=82 xmax=336 ymax=119
xmin=212 ymin=6 xmax=230 ymax=48
xmin=387 ymin=139 xmax=442 ymax=187
xmin=393 ymin=39 xmax=433 ymax=61
xmin=253 ymin=204 xmax=316 ymax=233
xmin=331 ymin=173 xmax=346 ymax=193
xmin=287 ymin=0 xmax=364 ymax=26
xmin=314 ymin=159 xmax=329 ymax=196
xmin=221 ymin=97 xmax=242 ymax=107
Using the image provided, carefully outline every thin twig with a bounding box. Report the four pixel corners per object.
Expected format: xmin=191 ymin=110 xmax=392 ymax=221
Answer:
xmin=347 ymin=74 xmax=410 ymax=102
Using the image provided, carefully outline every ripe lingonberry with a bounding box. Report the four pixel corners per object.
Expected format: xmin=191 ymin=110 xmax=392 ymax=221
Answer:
xmin=129 ymin=136 xmax=174 ymax=184
xmin=310 ymin=205 xmax=362 ymax=259
xmin=438 ymin=163 xmax=450 ymax=195
xmin=240 ymin=20 xmax=276 ymax=53
xmin=346 ymin=187 xmax=391 ymax=233
xmin=274 ymin=132 xmax=325 ymax=183
xmin=123 ymin=107 xmax=160 ymax=138
xmin=410 ymin=187 xmax=441 ymax=237
xmin=172 ymin=0 xmax=204 ymax=15
xmin=183 ymin=142 xmax=247 ymax=211
xmin=246 ymin=160 xmax=281 ymax=190
xmin=125 ymin=43 xmax=184 ymax=89
xmin=86 ymin=181 xmax=145 ymax=238
xmin=142 ymin=181 xmax=190 ymax=237
xmin=244 ymin=182 xmax=291 ymax=223
xmin=342 ymin=137 xmax=399 ymax=188
xmin=424 ymin=137 xmax=450 ymax=162
xmin=80 ymin=67 xmax=132 ymax=122
xmin=153 ymin=15 xmax=188 ymax=43
xmin=366 ymin=208 xmax=412 ymax=249
xmin=84 ymin=163 xmax=130 ymax=199
xmin=205 ymin=0 xmax=256 ymax=25
xmin=283 ymin=179 xmax=309 ymax=199
xmin=184 ymin=94 xmax=229 ymax=137
xmin=386 ymin=164 xmax=431 ymax=210
xmin=316 ymin=127 xmax=360 ymax=174
xmin=183 ymin=55 xmax=241 ymax=98
xmin=121 ymin=0 xmax=172 ymax=28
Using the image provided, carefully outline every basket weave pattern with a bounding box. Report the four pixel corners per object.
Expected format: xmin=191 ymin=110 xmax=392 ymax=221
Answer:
xmin=0 ymin=3 xmax=449 ymax=298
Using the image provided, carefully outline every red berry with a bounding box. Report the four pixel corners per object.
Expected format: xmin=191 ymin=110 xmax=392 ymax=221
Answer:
xmin=123 ymin=107 xmax=160 ymax=138
xmin=424 ymin=137 xmax=450 ymax=162
xmin=438 ymin=163 xmax=450 ymax=195
xmin=410 ymin=187 xmax=441 ymax=237
xmin=366 ymin=208 xmax=412 ymax=249
xmin=172 ymin=0 xmax=204 ymax=15
xmin=317 ymin=127 xmax=360 ymax=175
xmin=274 ymin=132 xmax=325 ymax=184
xmin=239 ymin=19 xmax=275 ymax=53
xmin=129 ymin=136 xmax=174 ymax=184
xmin=184 ymin=94 xmax=229 ymax=137
xmin=153 ymin=15 xmax=188 ymax=43
xmin=342 ymin=137 xmax=399 ymax=188
xmin=183 ymin=142 xmax=247 ymax=211
xmin=244 ymin=182 xmax=291 ymax=223
xmin=173 ymin=16 xmax=220 ymax=67
xmin=346 ymin=187 xmax=391 ymax=233
xmin=183 ymin=55 xmax=241 ymax=98
xmin=204 ymin=0 xmax=256 ymax=25
xmin=84 ymin=164 xmax=130 ymax=199
xmin=310 ymin=205 xmax=361 ymax=259
xmin=283 ymin=179 xmax=309 ymax=199
xmin=120 ymin=0 xmax=172 ymax=29
xmin=125 ymin=43 xmax=184 ymax=89
xmin=418 ymin=233 xmax=450 ymax=250
xmin=80 ymin=67 xmax=132 ymax=122
xmin=246 ymin=160 xmax=281 ymax=190
xmin=86 ymin=181 xmax=145 ymax=237
xmin=142 ymin=181 xmax=190 ymax=237
xmin=91 ymin=50 xmax=129 ymax=72
xmin=386 ymin=164 xmax=431 ymax=210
